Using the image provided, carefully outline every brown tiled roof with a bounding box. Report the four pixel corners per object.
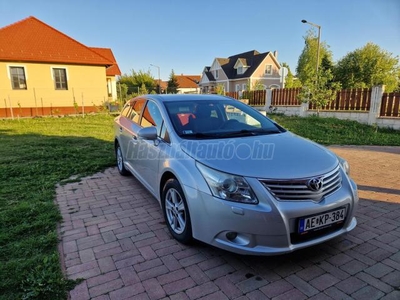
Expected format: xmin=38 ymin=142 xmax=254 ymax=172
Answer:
xmin=153 ymin=80 xmax=168 ymax=90
xmin=176 ymin=75 xmax=201 ymax=88
xmin=89 ymin=47 xmax=121 ymax=76
xmin=0 ymin=16 xmax=112 ymax=66
xmin=160 ymin=81 xmax=168 ymax=90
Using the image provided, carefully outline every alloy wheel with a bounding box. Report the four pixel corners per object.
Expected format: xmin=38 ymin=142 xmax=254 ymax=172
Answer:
xmin=165 ymin=188 xmax=186 ymax=234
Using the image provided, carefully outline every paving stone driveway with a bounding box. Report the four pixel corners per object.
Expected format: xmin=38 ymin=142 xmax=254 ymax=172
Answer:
xmin=57 ymin=146 xmax=400 ymax=300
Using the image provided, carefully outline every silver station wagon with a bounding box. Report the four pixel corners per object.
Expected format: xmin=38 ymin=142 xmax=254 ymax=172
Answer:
xmin=114 ymin=94 xmax=358 ymax=255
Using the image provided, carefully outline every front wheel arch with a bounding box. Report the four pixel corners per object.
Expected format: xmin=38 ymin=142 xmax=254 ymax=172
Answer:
xmin=159 ymin=171 xmax=176 ymax=200
xmin=161 ymin=178 xmax=193 ymax=244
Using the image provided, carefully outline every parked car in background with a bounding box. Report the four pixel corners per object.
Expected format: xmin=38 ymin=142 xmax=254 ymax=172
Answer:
xmin=114 ymin=94 xmax=358 ymax=255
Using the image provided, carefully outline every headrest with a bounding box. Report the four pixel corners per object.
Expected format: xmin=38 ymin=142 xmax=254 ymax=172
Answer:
xmin=195 ymin=105 xmax=213 ymax=118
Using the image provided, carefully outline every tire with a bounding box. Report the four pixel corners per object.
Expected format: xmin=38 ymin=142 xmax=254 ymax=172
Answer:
xmin=162 ymin=178 xmax=192 ymax=244
xmin=115 ymin=142 xmax=130 ymax=176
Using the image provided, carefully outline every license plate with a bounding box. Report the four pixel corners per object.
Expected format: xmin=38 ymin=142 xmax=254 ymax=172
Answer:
xmin=299 ymin=207 xmax=347 ymax=233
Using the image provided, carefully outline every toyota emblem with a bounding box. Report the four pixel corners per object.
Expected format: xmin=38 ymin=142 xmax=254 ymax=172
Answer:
xmin=308 ymin=178 xmax=323 ymax=191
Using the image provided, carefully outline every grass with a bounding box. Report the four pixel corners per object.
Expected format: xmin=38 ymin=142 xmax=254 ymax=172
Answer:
xmin=0 ymin=113 xmax=399 ymax=299
xmin=268 ymin=114 xmax=400 ymax=146
xmin=0 ymin=114 xmax=115 ymax=300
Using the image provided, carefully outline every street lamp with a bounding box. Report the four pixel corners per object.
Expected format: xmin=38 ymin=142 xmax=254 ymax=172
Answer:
xmin=301 ymin=19 xmax=321 ymax=80
xmin=150 ymin=64 xmax=161 ymax=94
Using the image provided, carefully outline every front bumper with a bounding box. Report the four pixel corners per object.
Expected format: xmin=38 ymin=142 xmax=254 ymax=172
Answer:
xmin=185 ymin=172 xmax=358 ymax=256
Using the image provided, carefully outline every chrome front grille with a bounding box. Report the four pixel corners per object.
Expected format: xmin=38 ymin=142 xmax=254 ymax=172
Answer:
xmin=260 ymin=166 xmax=342 ymax=202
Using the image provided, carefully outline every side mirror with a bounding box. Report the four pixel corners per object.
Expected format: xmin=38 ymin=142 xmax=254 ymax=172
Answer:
xmin=138 ymin=126 xmax=158 ymax=140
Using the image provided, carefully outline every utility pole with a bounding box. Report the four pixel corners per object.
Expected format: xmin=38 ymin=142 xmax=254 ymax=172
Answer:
xmin=301 ymin=19 xmax=321 ymax=83
xmin=150 ymin=64 xmax=161 ymax=94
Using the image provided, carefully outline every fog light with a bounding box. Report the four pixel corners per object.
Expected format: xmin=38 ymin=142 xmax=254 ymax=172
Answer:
xmin=226 ymin=232 xmax=238 ymax=241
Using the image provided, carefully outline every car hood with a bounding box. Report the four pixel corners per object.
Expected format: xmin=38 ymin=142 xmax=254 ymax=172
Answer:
xmin=180 ymin=132 xmax=338 ymax=179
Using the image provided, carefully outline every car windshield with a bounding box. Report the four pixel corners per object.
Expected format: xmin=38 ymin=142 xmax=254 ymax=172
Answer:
xmin=164 ymin=98 xmax=284 ymax=139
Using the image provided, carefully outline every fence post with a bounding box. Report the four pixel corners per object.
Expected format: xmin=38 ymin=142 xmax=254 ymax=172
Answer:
xmin=368 ymin=85 xmax=385 ymax=125
xmin=299 ymin=102 xmax=309 ymax=117
xmin=4 ymin=99 xmax=8 ymax=118
xmin=81 ymin=92 xmax=85 ymax=117
xmin=264 ymin=88 xmax=272 ymax=111
xmin=33 ymin=88 xmax=38 ymax=116
xmin=8 ymin=95 xmax=14 ymax=120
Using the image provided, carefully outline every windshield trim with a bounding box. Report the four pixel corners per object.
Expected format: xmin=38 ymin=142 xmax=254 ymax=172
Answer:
xmin=164 ymin=98 xmax=284 ymax=140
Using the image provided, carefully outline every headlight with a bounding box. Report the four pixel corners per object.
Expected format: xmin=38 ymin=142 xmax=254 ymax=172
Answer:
xmin=196 ymin=163 xmax=258 ymax=204
xmin=338 ymin=156 xmax=350 ymax=175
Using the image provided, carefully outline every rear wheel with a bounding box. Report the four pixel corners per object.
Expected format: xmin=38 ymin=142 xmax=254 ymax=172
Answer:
xmin=162 ymin=178 xmax=192 ymax=244
xmin=115 ymin=142 xmax=130 ymax=176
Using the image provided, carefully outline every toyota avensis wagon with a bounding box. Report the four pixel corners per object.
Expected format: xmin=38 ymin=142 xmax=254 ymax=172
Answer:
xmin=114 ymin=94 xmax=358 ymax=255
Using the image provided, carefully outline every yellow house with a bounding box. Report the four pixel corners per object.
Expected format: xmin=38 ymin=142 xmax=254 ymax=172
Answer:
xmin=0 ymin=16 xmax=121 ymax=118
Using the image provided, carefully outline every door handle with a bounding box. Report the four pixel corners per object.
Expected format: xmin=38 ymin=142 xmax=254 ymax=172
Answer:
xmin=132 ymin=135 xmax=137 ymax=140
xmin=119 ymin=127 xmax=123 ymax=133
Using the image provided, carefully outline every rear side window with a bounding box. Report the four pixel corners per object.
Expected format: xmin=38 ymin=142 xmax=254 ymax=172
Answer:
xmin=128 ymin=98 xmax=145 ymax=123
xmin=121 ymin=105 xmax=131 ymax=117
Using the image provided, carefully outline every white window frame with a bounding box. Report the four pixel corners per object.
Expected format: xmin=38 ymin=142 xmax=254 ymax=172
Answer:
xmin=50 ymin=66 xmax=69 ymax=90
xmin=7 ymin=65 xmax=28 ymax=90
xmin=242 ymin=84 xmax=247 ymax=91
xmin=265 ymin=64 xmax=272 ymax=75
xmin=237 ymin=66 xmax=243 ymax=75
xmin=215 ymin=69 xmax=219 ymax=79
xmin=235 ymin=84 xmax=240 ymax=92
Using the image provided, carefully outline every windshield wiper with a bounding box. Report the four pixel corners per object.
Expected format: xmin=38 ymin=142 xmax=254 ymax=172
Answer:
xmin=222 ymin=129 xmax=281 ymax=137
xmin=180 ymin=132 xmax=220 ymax=139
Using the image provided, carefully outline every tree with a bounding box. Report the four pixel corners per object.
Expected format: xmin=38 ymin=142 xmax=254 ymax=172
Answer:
xmin=139 ymin=83 xmax=148 ymax=95
xmin=296 ymin=29 xmax=333 ymax=85
xmin=167 ymin=69 xmax=179 ymax=93
xmin=118 ymin=69 xmax=155 ymax=94
xmin=251 ymin=79 xmax=265 ymax=90
xmin=116 ymin=82 xmax=128 ymax=103
xmin=215 ymin=84 xmax=225 ymax=95
xmin=298 ymin=67 xmax=341 ymax=115
xmin=243 ymin=79 xmax=264 ymax=92
xmin=320 ymin=55 xmax=334 ymax=73
xmin=281 ymin=63 xmax=302 ymax=88
xmin=334 ymin=42 xmax=400 ymax=92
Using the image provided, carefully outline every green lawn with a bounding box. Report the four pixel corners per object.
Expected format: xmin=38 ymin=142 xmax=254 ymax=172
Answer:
xmin=268 ymin=114 xmax=400 ymax=146
xmin=0 ymin=114 xmax=399 ymax=299
xmin=0 ymin=115 xmax=115 ymax=300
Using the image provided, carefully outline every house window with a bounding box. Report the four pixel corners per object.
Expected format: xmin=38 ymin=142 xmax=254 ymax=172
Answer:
xmin=235 ymin=84 xmax=240 ymax=92
xmin=107 ymin=79 xmax=112 ymax=97
xmin=215 ymin=69 xmax=219 ymax=79
xmin=265 ymin=64 xmax=272 ymax=75
xmin=10 ymin=67 xmax=27 ymax=89
xmin=242 ymin=84 xmax=247 ymax=91
xmin=53 ymin=68 xmax=68 ymax=90
xmin=237 ymin=66 xmax=243 ymax=75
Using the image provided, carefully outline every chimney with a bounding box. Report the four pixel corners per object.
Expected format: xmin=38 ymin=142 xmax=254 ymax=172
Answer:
xmin=273 ymin=50 xmax=278 ymax=59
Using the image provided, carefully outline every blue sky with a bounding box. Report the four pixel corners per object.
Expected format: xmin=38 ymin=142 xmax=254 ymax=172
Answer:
xmin=1 ymin=0 xmax=399 ymax=80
